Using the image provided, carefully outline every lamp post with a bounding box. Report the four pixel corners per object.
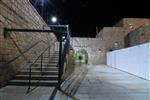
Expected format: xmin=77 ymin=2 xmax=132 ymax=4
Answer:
xmin=43 ymin=19 xmax=70 ymax=90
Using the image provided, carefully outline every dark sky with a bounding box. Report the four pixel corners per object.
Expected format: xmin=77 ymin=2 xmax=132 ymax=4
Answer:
xmin=30 ymin=0 xmax=150 ymax=37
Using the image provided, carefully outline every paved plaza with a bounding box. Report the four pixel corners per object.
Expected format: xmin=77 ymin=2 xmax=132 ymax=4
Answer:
xmin=75 ymin=65 xmax=150 ymax=100
xmin=0 ymin=65 xmax=150 ymax=100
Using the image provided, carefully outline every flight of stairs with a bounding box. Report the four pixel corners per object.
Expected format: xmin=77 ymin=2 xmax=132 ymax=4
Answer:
xmin=8 ymin=51 xmax=59 ymax=87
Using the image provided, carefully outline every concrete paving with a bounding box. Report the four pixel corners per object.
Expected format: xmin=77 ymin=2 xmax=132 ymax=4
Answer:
xmin=0 ymin=86 xmax=55 ymax=100
xmin=75 ymin=65 xmax=150 ymax=100
xmin=0 ymin=65 xmax=150 ymax=100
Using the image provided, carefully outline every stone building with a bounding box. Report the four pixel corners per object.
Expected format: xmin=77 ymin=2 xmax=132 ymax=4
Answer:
xmin=0 ymin=0 xmax=150 ymax=89
xmin=125 ymin=25 xmax=150 ymax=47
xmin=72 ymin=18 xmax=150 ymax=64
xmin=97 ymin=18 xmax=150 ymax=50
xmin=0 ymin=1 xmax=150 ymax=100
xmin=71 ymin=38 xmax=106 ymax=64
xmin=0 ymin=0 xmax=56 ymax=86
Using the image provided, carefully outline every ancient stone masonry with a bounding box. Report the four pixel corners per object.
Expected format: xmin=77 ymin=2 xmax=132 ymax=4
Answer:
xmin=72 ymin=18 xmax=150 ymax=65
xmin=125 ymin=25 xmax=150 ymax=47
xmin=0 ymin=0 xmax=56 ymax=85
xmin=97 ymin=18 xmax=150 ymax=51
xmin=97 ymin=27 xmax=127 ymax=51
xmin=71 ymin=38 xmax=106 ymax=64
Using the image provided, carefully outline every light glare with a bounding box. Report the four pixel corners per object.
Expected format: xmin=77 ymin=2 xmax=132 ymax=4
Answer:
xmin=51 ymin=17 xmax=57 ymax=23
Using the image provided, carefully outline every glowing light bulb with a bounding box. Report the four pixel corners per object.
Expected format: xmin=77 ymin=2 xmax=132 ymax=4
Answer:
xmin=62 ymin=36 xmax=65 ymax=39
xmin=51 ymin=17 xmax=57 ymax=23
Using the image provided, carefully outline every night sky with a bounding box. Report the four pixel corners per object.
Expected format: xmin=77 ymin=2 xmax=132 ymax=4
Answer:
xmin=30 ymin=0 xmax=150 ymax=37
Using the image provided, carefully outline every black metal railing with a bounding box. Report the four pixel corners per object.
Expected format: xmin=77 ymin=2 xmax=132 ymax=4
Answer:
xmin=57 ymin=30 xmax=71 ymax=90
xmin=6 ymin=40 xmax=51 ymax=64
xmin=3 ymin=28 xmax=70 ymax=91
xmin=61 ymin=32 xmax=71 ymax=77
xmin=28 ymin=43 xmax=54 ymax=90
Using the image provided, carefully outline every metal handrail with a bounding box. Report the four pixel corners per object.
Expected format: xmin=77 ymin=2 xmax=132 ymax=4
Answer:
xmin=3 ymin=28 xmax=70 ymax=91
xmin=6 ymin=40 xmax=50 ymax=64
xmin=28 ymin=41 xmax=56 ymax=90
xmin=61 ymin=32 xmax=70 ymax=81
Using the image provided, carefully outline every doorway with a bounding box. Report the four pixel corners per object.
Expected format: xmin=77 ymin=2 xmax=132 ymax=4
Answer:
xmin=75 ymin=49 xmax=88 ymax=64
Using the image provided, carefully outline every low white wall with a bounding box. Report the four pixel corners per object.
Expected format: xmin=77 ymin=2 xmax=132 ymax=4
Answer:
xmin=107 ymin=42 xmax=150 ymax=80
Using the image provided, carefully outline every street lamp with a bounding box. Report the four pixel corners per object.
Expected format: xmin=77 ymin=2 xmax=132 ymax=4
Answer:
xmin=51 ymin=16 xmax=57 ymax=23
xmin=62 ymin=36 xmax=65 ymax=39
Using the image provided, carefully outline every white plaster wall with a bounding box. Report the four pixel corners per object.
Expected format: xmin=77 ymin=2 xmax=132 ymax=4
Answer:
xmin=107 ymin=42 xmax=150 ymax=80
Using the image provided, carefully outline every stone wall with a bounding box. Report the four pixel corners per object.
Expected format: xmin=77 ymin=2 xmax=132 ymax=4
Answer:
xmin=123 ymin=18 xmax=150 ymax=29
xmin=72 ymin=28 xmax=128 ymax=64
xmin=71 ymin=38 xmax=106 ymax=64
xmin=98 ymin=27 xmax=128 ymax=51
xmin=0 ymin=0 xmax=56 ymax=85
xmin=114 ymin=18 xmax=150 ymax=28
xmin=125 ymin=25 xmax=150 ymax=47
xmin=97 ymin=18 xmax=150 ymax=50
xmin=81 ymin=18 xmax=150 ymax=65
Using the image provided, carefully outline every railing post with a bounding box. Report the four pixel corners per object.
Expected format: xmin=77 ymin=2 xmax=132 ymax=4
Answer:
xmin=54 ymin=42 xmax=55 ymax=52
xmin=41 ymin=54 xmax=43 ymax=75
xmin=58 ymin=34 xmax=62 ymax=90
xmin=49 ymin=46 xmax=51 ymax=57
xmin=28 ymin=65 xmax=31 ymax=91
xmin=49 ymin=46 xmax=51 ymax=63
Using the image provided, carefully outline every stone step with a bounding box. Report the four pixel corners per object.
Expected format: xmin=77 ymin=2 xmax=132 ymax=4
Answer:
xmin=43 ymin=52 xmax=59 ymax=55
xmin=23 ymin=67 xmax=58 ymax=71
xmin=19 ymin=70 xmax=58 ymax=75
xmin=42 ymin=54 xmax=59 ymax=56
xmin=7 ymin=52 xmax=60 ymax=87
xmin=29 ymin=63 xmax=58 ymax=67
xmin=21 ymin=70 xmax=58 ymax=72
xmin=8 ymin=80 xmax=58 ymax=86
xmin=27 ymin=64 xmax=58 ymax=67
xmin=32 ymin=61 xmax=58 ymax=63
xmin=15 ymin=75 xmax=58 ymax=80
xmin=43 ymin=56 xmax=59 ymax=58
xmin=44 ymin=53 xmax=59 ymax=55
xmin=28 ymin=61 xmax=58 ymax=64
xmin=28 ymin=64 xmax=58 ymax=67
xmin=32 ymin=58 xmax=59 ymax=61
xmin=28 ymin=62 xmax=58 ymax=65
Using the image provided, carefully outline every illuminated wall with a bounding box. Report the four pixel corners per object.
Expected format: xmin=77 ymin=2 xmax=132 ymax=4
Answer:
xmin=107 ymin=42 xmax=150 ymax=80
xmin=75 ymin=50 xmax=88 ymax=64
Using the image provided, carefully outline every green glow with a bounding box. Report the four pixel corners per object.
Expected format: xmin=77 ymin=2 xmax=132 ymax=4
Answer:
xmin=75 ymin=52 xmax=86 ymax=64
